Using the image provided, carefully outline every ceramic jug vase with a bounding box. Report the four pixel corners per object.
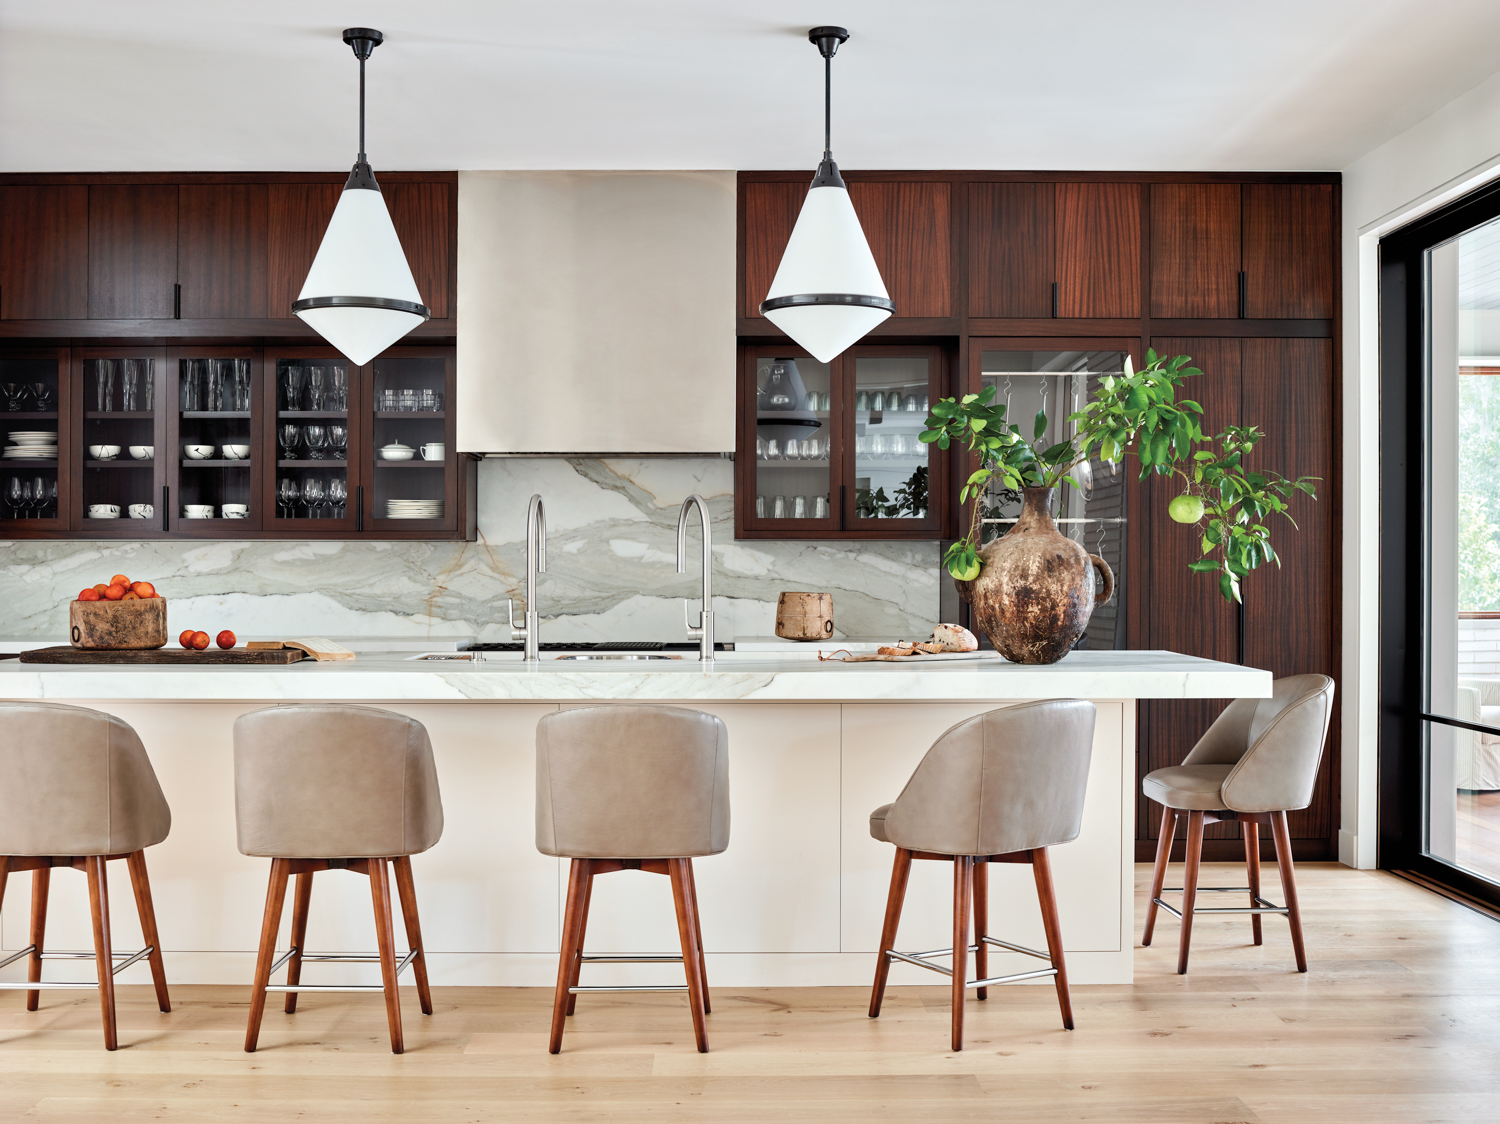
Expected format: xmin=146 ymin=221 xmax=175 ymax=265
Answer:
xmin=958 ymin=486 xmax=1114 ymax=664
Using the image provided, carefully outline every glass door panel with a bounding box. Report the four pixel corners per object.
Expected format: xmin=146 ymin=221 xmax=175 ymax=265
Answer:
xmin=751 ymin=353 xmax=835 ymax=527
xmin=975 ymin=347 xmax=1131 ymax=650
xmin=848 ymin=353 xmax=934 ymax=527
xmin=0 ymin=349 xmax=66 ymax=529
xmin=74 ymin=346 xmax=165 ymax=535
xmin=270 ymin=353 xmax=353 ymax=529
xmin=364 ymin=352 xmax=456 ymax=531
xmin=169 ymin=349 xmax=261 ymax=532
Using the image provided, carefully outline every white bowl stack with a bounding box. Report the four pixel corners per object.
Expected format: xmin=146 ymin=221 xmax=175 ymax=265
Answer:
xmin=386 ymin=499 xmax=443 ymax=519
xmin=4 ymin=431 xmax=58 ymax=459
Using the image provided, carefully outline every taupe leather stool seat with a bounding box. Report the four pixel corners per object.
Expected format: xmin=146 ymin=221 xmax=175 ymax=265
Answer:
xmin=867 ymin=699 xmax=1096 ymax=1053
xmin=1141 ymin=674 xmax=1335 ymax=974
xmin=0 ymin=701 xmax=172 ymax=1050
xmin=234 ymin=704 xmax=443 ymax=1054
xmin=537 ymin=704 xmax=729 ymax=1054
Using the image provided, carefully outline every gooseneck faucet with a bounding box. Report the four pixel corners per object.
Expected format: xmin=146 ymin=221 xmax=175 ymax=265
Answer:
xmin=507 ymin=494 xmax=547 ymax=662
xmin=677 ymin=494 xmax=714 ymax=663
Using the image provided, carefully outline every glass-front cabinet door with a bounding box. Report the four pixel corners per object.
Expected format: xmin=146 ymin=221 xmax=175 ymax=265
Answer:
xmin=73 ymin=346 xmax=166 ymax=536
xmin=844 ymin=345 xmax=943 ymax=533
xmin=264 ymin=347 xmax=356 ymax=532
xmin=167 ymin=347 xmax=264 ymax=534
xmin=0 ymin=347 xmax=70 ymax=534
xmin=746 ymin=347 xmax=839 ymax=531
xmin=361 ymin=348 xmax=459 ymax=534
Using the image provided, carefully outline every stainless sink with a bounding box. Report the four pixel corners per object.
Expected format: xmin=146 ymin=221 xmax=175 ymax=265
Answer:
xmin=553 ymin=653 xmax=679 ymax=661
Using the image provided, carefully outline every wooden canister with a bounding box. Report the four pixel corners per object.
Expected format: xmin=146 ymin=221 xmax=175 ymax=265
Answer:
xmin=775 ymin=592 xmax=834 ymax=641
xmin=69 ymin=598 xmax=169 ymax=650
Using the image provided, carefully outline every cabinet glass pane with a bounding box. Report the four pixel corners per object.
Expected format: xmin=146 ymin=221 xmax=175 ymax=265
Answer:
xmin=1 ymin=356 xmax=60 ymax=521
xmin=371 ymin=357 xmax=447 ymax=523
xmin=853 ymin=357 xmax=930 ymax=520
xmin=754 ymin=357 xmax=831 ymax=520
xmin=177 ymin=357 xmax=254 ymax=523
xmin=979 ymin=349 xmax=1129 ymax=649
xmin=274 ymin=358 xmax=350 ymax=521
xmin=82 ymin=357 xmax=154 ymax=523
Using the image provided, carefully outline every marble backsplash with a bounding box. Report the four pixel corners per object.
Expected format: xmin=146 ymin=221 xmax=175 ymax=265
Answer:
xmin=0 ymin=458 xmax=941 ymax=643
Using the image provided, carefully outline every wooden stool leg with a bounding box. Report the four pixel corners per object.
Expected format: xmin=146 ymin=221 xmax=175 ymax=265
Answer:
xmin=1033 ymin=847 xmax=1074 ymax=1030
xmin=392 ymin=857 xmax=433 ymax=1017
xmin=1270 ymin=811 xmax=1307 ymax=972
xmin=1244 ymin=820 xmax=1263 ymax=946
xmin=950 ymin=856 xmax=973 ymax=1053
xmin=27 ymin=867 xmax=50 ymax=1012
xmin=683 ymin=859 xmax=710 ymax=1015
xmin=973 ymin=859 xmax=989 ymax=1001
xmin=550 ymin=859 xmax=590 ymax=1054
xmin=1142 ymin=804 xmax=1177 ymax=946
xmin=1177 ymin=810 xmax=1206 ymax=974
xmin=85 ymin=856 xmax=117 ymax=1051
xmin=669 ymin=858 xmax=710 ymax=1053
xmin=564 ymin=862 xmax=595 ymax=1017
xmin=868 ymin=847 xmax=912 ymax=1018
xmin=245 ymin=858 xmax=290 ymax=1053
xmin=368 ymin=858 xmax=405 ymax=1054
xmin=282 ymin=870 xmax=314 ymax=1014
xmin=125 ymin=851 xmax=170 ymax=1013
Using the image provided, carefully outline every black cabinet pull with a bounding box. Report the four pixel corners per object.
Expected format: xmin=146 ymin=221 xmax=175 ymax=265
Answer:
xmin=161 ymin=485 xmax=169 ymax=532
xmin=838 ymin=484 xmax=846 ymax=529
xmin=1051 ymin=282 xmax=1059 ymax=318
xmin=173 ymin=283 xmax=181 ymax=320
xmin=356 ymin=485 xmax=363 ymax=532
xmin=1238 ymin=271 xmax=1247 ymax=319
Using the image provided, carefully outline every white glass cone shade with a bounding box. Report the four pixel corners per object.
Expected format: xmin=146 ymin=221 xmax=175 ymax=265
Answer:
xmin=761 ymin=184 xmax=892 ymax=363
xmin=295 ymin=187 xmax=428 ymax=365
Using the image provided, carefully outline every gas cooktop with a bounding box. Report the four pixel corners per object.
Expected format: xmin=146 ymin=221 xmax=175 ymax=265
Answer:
xmin=462 ymin=641 xmax=732 ymax=653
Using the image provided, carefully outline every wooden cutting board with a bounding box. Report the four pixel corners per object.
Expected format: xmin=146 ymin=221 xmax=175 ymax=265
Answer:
xmin=19 ymin=646 xmax=305 ymax=665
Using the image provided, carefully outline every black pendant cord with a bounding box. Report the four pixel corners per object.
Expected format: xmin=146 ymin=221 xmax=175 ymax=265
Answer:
xmin=358 ymin=54 xmax=367 ymax=165
xmin=824 ymin=52 xmax=832 ymax=163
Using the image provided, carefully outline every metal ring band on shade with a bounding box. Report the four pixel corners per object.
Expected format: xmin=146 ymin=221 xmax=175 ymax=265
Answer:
xmin=759 ymin=293 xmax=896 ymax=314
xmin=291 ymin=295 xmax=432 ymax=320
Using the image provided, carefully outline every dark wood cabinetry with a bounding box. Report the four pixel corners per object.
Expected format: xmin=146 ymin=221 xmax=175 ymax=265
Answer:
xmin=178 ymin=185 xmax=268 ymax=319
xmin=267 ymin=183 xmax=341 ymax=319
xmin=1243 ymin=184 xmax=1336 ymax=319
xmin=1150 ymin=184 xmax=1242 ymax=318
xmin=967 ymin=183 xmax=1053 ymax=318
xmin=88 ymin=185 xmax=178 ymax=320
xmin=0 ymin=186 xmax=88 ymax=320
xmin=1055 ymin=182 xmax=1141 ymax=318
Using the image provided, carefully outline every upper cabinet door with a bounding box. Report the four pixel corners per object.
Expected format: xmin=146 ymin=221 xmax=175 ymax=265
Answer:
xmin=741 ymin=182 xmax=804 ymax=318
xmin=1243 ymin=184 xmax=1335 ymax=319
xmin=267 ymin=183 xmax=340 ymax=319
xmin=384 ymin=182 xmax=452 ymax=320
xmin=178 ymin=184 xmax=268 ymax=319
xmin=1150 ymin=184 xmax=1241 ymax=318
xmin=88 ymin=185 xmax=178 ymax=319
xmin=847 ymin=181 xmax=953 ymax=318
xmin=1055 ymin=183 xmax=1141 ymax=318
xmin=967 ymin=182 xmax=1053 ymax=318
xmin=0 ymin=186 xmax=88 ymax=320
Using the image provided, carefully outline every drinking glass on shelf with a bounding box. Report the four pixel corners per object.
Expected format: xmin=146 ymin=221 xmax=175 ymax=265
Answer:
xmin=96 ymin=360 xmax=115 ymax=412
xmin=765 ymin=438 xmax=781 ymax=461
xmin=233 ymin=359 xmax=251 ymax=411
xmin=1 ymin=384 xmax=22 ymax=412
xmin=303 ymin=477 xmax=326 ymax=518
xmin=279 ymin=424 xmax=300 ymax=458
xmin=303 ymin=425 xmax=328 ymax=461
xmin=870 ymin=391 xmax=886 ymax=413
xmin=868 ymin=434 xmax=888 ymax=459
xmin=46 ymin=478 xmax=57 ymax=518
xmin=29 ymin=476 xmax=45 ymax=518
xmin=813 ymin=495 xmax=830 ymax=519
xmin=142 ymin=361 xmax=155 ymax=410
xmin=330 ymin=367 xmax=348 ymax=411
xmin=888 ymin=434 xmax=907 ymax=459
xmin=330 ymin=477 xmax=347 ymax=518
xmin=379 ymin=388 xmax=397 ymax=412
xmin=419 ymin=388 xmax=438 ymax=411
xmin=284 ymin=366 xmax=307 ymax=412
xmin=855 ymin=391 xmax=869 ymax=412
xmin=783 ymin=438 xmax=799 ymax=462
xmin=793 ymin=495 xmax=807 ymax=519
xmin=308 ymin=367 xmax=327 ymax=410
xmin=755 ymin=494 xmax=765 ymax=518
xmin=329 ymin=425 xmax=348 ymax=459
xmin=179 ymin=360 xmax=198 ymax=411
xmin=755 ymin=435 xmax=767 ymax=459
xmin=121 ymin=359 xmax=140 ymax=411
xmin=277 ymin=477 xmax=300 ymax=519
xmin=903 ymin=394 xmax=919 ymax=412
xmin=206 ymin=360 xmax=229 ymax=412
xmin=772 ymin=495 xmax=787 ymax=519
xmin=6 ymin=476 xmax=22 ymax=518
xmin=29 ymin=382 xmax=53 ymax=411
xmin=400 ymin=389 xmax=419 ymax=412
xmin=18 ymin=478 xmax=33 ymax=519
xmin=918 ymin=394 xmax=929 ymax=413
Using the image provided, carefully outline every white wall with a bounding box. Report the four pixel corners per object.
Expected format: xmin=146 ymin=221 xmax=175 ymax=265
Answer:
xmin=1341 ymin=67 xmax=1500 ymax=868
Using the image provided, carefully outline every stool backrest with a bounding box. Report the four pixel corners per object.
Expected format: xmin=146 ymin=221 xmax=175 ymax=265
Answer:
xmin=234 ymin=705 xmax=443 ymax=858
xmin=883 ymin=699 xmax=1096 ymax=856
xmin=1182 ymin=674 xmax=1334 ymax=812
xmin=0 ymin=701 xmax=170 ymax=856
xmin=536 ymin=705 xmax=729 ymax=859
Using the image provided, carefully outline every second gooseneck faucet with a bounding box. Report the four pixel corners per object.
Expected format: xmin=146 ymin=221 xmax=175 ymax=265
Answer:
xmin=509 ymin=493 xmax=547 ymax=662
xmin=677 ymin=494 xmax=714 ymax=663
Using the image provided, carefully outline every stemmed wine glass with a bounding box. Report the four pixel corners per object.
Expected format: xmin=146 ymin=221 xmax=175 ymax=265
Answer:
xmin=279 ymin=424 xmax=301 ymax=459
xmin=308 ymin=367 xmax=327 ymax=410
xmin=302 ymin=477 xmax=326 ymax=518
xmin=329 ymin=478 xmax=347 ymax=518
xmin=29 ymin=383 xmax=53 ymax=411
xmin=45 ymin=478 xmax=57 ymax=518
xmin=6 ymin=476 xmax=23 ymax=518
xmin=277 ymin=477 xmax=300 ymax=519
xmin=328 ymin=425 xmax=347 ymax=460
xmin=303 ymin=425 xmax=328 ymax=461
xmin=283 ymin=367 xmax=307 ymax=412
xmin=330 ymin=368 xmax=348 ymax=411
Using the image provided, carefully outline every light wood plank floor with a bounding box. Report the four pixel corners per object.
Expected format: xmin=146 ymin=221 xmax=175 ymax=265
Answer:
xmin=3 ymin=864 xmax=1498 ymax=1123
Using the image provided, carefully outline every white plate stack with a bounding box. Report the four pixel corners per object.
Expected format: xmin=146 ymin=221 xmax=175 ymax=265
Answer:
xmin=386 ymin=499 xmax=443 ymax=519
xmin=4 ymin=432 xmax=58 ymax=459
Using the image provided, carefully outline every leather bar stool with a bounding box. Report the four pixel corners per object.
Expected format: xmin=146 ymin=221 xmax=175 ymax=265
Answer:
xmin=0 ymin=702 xmax=172 ymax=1050
xmin=536 ymin=705 xmax=729 ymax=1054
xmin=1142 ymin=674 xmax=1335 ymax=974
xmin=867 ymin=699 xmax=1096 ymax=1052
xmin=234 ymin=704 xmax=443 ymax=1054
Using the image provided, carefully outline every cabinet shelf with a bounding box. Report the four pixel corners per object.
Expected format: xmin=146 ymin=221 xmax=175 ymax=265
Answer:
xmin=180 ymin=459 xmax=251 ymax=468
xmin=278 ymin=459 xmax=347 ymax=468
xmin=375 ymin=460 xmax=445 ymax=469
xmin=84 ymin=460 xmax=152 ymax=469
xmin=374 ymin=411 xmax=445 ymax=420
xmin=181 ymin=411 xmax=250 ymax=419
xmin=2 ymin=412 xmax=59 ymax=420
xmin=84 ymin=411 xmax=154 ymax=420
xmin=277 ymin=410 xmax=348 ymax=419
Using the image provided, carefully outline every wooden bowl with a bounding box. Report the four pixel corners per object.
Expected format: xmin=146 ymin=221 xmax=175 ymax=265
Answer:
xmin=69 ymin=597 xmax=168 ymax=650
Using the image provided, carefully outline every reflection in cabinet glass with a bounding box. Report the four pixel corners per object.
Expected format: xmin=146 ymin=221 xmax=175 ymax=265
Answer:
xmin=2 ymin=354 xmax=63 ymax=525
xmin=82 ymin=356 xmax=156 ymax=523
xmin=978 ymin=348 xmax=1129 ymax=650
xmin=754 ymin=357 xmax=831 ymax=521
xmin=175 ymin=355 xmax=256 ymax=527
xmin=274 ymin=357 xmax=351 ymax=523
xmin=852 ymin=356 xmax=930 ymax=520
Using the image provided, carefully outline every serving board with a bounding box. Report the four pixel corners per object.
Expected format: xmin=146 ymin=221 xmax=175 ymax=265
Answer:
xmin=19 ymin=646 xmax=305 ymax=665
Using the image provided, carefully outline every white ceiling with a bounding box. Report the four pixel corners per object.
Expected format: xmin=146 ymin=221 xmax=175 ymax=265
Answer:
xmin=2 ymin=0 xmax=1498 ymax=174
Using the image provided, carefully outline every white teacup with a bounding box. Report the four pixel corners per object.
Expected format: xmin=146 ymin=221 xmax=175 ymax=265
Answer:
xmin=221 ymin=504 xmax=249 ymax=517
xmin=88 ymin=504 xmax=120 ymax=516
xmin=183 ymin=504 xmax=214 ymax=518
xmin=221 ymin=444 xmax=250 ymax=460
xmin=87 ymin=444 xmax=121 ymax=460
xmin=127 ymin=504 xmax=154 ymax=519
xmin=184 ymin=444 xmax=215 ymax=459
xmin=420 ymin=443 xmax=445 ymax=460
xmin=129 ymin=445 xmax=154 ymax=460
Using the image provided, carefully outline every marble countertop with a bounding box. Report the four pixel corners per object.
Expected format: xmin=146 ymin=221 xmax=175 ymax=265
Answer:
xmin=0 ymin=650 xmax=1270 ymax=702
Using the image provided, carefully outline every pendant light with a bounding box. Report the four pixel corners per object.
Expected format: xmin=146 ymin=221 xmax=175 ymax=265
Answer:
xmin=293 ymin=28 xmax=430 ymax=366
xmin=759 ymin=27 xmax=893 ymax=363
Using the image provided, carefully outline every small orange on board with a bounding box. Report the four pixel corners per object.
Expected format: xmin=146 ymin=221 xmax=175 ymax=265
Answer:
xmin=179 ymin=629 xmax=197 ymax=649
xmin=191 ymin=631 xmax=210 ymax=650
xmin=216 ymin=630 xmax=236 ymax=650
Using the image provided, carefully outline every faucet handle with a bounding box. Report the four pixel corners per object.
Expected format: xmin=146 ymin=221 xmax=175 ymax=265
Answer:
xmin=683 ymin=599 xmax=704 ymax=639
xmin=509 ymin=598 xmax=527 ymax=641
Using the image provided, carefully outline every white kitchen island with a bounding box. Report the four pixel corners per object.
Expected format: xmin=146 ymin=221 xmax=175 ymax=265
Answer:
xmin=0 ymin=651 xmax=1266 ymax=991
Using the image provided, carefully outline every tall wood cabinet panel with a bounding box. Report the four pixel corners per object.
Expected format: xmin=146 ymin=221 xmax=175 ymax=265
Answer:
xmin=87 ymin=185 xmax=178 ymax=320
xmin=967 ymin=182 xmax=1053 ymax=318
xmin=1150 ymin=184 xmax=1241 ymax=318
xmin=266 ymin=183 xmax=341 ymax=320
xmin=847 ymin=181 xmax=953 ymax=318
xmin=1055 ymin=182 xmax=1141 ymax=318
xmin=1243 ymin=184 xmax=1335 ymax=319
xmin=0 ymin=186 xmax=88 ymax=320
xmin=178 ymin=185 xmax=268 ymax=319
xmin=740 ymin=182 xmax=804 ymax=318
xmin=385 ymin=182 xmax=452 ymax=320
